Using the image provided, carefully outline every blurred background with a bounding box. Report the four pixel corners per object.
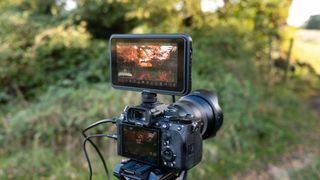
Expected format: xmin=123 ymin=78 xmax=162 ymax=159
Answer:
xmin=0 ymin=0 xmax=319 ymax=179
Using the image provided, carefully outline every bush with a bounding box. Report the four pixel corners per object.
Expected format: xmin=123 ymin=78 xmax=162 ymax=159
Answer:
xmin=0 ymin=13 xmax=108 ymax=100
xmin=75 ymin=0 xmax=140 ymax=38
xmin=0 ymin=10 xmax=42 ymax=101
xmin=2 ymin=84 xmax=140 ymax=149
xmin=29 ymin=24 xmax=108 ymax=86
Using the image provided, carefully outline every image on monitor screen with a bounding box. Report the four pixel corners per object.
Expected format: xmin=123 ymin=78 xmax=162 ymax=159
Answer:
xmin=116 ymin=43 xmax=178 ymax=87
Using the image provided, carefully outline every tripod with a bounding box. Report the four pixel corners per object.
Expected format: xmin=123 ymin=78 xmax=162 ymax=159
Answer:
xmin=113 ymin=160 xmax=188 ymax=180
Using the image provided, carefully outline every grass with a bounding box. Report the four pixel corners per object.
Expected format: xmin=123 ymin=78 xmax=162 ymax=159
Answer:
xmin=1 ymin=67 xmax=318 ymax=179
xmin=293 ymin=29 xmax=320 ymax=74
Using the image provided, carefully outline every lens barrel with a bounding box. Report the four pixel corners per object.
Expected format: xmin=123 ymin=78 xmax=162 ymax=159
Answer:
xmin=174 ymin=90 xmax=223 ymax=139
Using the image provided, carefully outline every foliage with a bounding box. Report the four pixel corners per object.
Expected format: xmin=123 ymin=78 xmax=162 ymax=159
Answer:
xmin=1 ymin=84 xmax=138 ymax=149
xmin=0 ymin=10 xmax=108 ymax=101
xmin=29 ymin=24 xmax=108 ymax=85
xmin=21 ymin=0 xmax=62 ymax=15
xmin=75 ymin=0 xmax=140 ymax=38
xmin=305 ymin=15 xmax=320 ymax=30
xmin=0 ymin=10 xmax=43 ymax=101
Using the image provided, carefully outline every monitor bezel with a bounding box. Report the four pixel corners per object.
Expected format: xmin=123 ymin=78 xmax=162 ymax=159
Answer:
xmin=109 ymin=34 xmax=192 ymax=95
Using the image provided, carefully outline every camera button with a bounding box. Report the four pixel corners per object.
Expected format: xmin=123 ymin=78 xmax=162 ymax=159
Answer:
xmin=162 ymin=123 xmax=170 ymax=129
xmin=162 ymin=148 xmax=175 ymax=162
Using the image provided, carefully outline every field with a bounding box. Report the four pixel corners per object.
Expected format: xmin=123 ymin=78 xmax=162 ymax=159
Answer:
xmin=294 ymin=30 xmax=320 ymax=74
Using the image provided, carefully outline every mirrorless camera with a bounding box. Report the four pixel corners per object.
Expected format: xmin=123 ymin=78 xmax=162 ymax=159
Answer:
xmin=116 ymin=89 xmax=223 ymax=171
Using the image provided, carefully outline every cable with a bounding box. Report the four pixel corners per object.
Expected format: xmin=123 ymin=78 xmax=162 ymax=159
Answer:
xmin=82 ymin=118 xmax=116 ymax=135
xmin=172 ymin=95 xmax=176 ymax=103
xmin=83 ymin=133 xmax=117 ymax=180
xmin=82 ymin=118 xmax=117 ymax=180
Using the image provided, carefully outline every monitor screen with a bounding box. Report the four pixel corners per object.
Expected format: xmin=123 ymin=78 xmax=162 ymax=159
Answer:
xmin=110 ymin=35 xmax=191 ymax=95
xmin=116 ymin=43 xmax=178 ymax=86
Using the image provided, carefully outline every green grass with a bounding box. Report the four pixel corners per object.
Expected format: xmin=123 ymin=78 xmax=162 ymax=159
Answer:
xmin=1 ymin=69 xmax=318 ymax=179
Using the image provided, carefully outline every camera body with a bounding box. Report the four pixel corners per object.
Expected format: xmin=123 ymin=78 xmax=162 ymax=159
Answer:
xmin=116 ymin=96 xmax=202 ymax=170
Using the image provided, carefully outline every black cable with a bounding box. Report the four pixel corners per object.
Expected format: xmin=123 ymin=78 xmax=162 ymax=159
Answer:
xmin=82 ymin=118 xmax=117 ymax=180
xmin=172 ymin=95 xmax=176 ymax=103
xmin=83 ymin=133 xmax=117 ymax=180
xmin=82 ymin=119 xmax=116 ymax=135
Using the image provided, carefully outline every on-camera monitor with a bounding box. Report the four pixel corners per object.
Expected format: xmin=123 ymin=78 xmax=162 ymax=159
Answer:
xmin=110 ymin=34 xmax=192 ymax=95
xmin=121 ymin=124 xmax=160 ymax=165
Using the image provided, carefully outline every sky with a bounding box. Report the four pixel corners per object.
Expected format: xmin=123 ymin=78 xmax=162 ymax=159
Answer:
xmin=65 ymin=0 xmax=319 ymax=27
xmin=65 ymin=0 xmax=76 ymax=11
xmin=201 ymin=0 xmax=320 ymax=27
xmin=201 ymin=0 xmax=224 ymax=12
xmin=287 ymin=0 xmax=320 ymax=27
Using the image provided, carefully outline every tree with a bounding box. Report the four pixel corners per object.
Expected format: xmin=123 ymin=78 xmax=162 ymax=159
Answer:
xmin=75 ymin=0 xmax=140 ymax=39
xmin=305 ymin=15 xmax=320 ymax=29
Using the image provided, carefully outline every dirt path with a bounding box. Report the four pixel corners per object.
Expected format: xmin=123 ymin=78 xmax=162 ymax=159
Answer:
xmin=232 ymin=96 xmax=320 ymax=180
xmin=232 ymin=146 xmax=319 ymax=180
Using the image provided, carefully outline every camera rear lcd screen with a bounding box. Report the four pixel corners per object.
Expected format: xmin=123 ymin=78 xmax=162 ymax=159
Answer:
xmin=110 ymin=37 xmax=186 ymax=94
xmin=122 ymin=125 xmax=159 ymax=165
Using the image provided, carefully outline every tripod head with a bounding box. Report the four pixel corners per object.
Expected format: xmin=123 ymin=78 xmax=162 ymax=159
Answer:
xmin=113 ymin=160 xmax=187 ymax=180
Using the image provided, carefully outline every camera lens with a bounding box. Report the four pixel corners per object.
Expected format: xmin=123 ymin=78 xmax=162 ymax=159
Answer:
xmin=174 ymin=90 xmax=223 ymax=139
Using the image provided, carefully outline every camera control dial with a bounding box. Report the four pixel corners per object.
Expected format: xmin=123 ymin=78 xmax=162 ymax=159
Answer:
xmin=162 ymin=148 xmax=175 ymax=162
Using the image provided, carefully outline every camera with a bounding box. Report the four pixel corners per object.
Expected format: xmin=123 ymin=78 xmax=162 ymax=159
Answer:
xmin=83 ymin=34 xmax=223 ymax=180
xmin=116 ymin=90 xmax=223 ymax=170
